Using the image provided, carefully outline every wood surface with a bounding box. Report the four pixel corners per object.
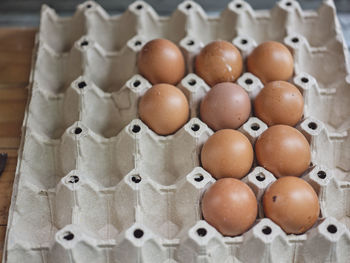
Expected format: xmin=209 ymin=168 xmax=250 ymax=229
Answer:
xmin=0 ymin=27 xmax=36 ymax=262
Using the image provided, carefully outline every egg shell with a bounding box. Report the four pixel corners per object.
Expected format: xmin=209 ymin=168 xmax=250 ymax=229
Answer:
xmin=202 ymin=178 xmax=258 ymax=236
xmin=201 ymin=129 xmax=253 ymax=179
xmin=247 ymin=41 xmax=294 ymax=84
xmin=263 ymin=176 xmax=320 ymax=234
xmin=138 ymin=38 xmax=185 ymax=85
xmin=195 ymin=40 xmax=243 ymax=86
xmin=138 ymin=83 xmax=189 ymax=135
xmin=200 ymin=82 xmax=251 ymax=130
xmin=254 ymin=81 xmax=304 ymax=126
xmin=255 ymin=125 xmax=311 ymax=178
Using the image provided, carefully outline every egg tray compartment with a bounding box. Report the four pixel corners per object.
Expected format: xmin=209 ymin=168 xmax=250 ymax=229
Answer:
xmin=3 ymin=0 xmax=350 ymax=262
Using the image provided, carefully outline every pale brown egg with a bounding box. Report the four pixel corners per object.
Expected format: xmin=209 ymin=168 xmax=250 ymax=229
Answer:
xmin=138 ymin=84 xmax=189 ymax=135
xmin=263 ymin=176 xmax=320 ymax=234
xmin=247 ymin=41 xmax=294 ymax=84
xmin=201 ymin=129 xmax=253 ymax=179
xmin=254 ymin=81 xmax=304 ymax=126
xmin=255 ymin=125 xmax=311 ymax=178
xmin=138 ymin=39 xmax=185 ymax=85
xmin=195 ymin=40 xmax=243 ymax=86
xmin=201 ymin=178 xmax=258 ymax=236
xmin=200 ymin=82 xmax=251 ymax=130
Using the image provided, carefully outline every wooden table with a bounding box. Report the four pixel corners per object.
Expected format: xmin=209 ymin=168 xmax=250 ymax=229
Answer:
xmin=0 ymin=28 xmax=36 ymax=261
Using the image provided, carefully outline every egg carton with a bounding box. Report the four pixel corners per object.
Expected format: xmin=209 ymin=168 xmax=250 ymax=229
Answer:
xmin=3 ymin=0 xmax=350 ymax=262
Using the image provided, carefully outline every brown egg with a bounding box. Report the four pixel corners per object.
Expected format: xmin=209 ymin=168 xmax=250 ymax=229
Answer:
xmin=202 ymin=178 xmax=258 ymax=236
xmin=247 ymin=41 xmax=294 ymax=84
xmin=139 ymin=84 xmax=189 ymax=135
xmin=255 ymin=125 xmax=311 ymax=178
xmin=138 ymin=39 xmax=185 ymax=85
xmin=195 ymin=40 xmax=243 ymax=86
xmin=201 ymin=129 xmax=253 ymax=179
xmin=254 ymin=81 xmax=304 ymax=126
xmin=263 ymin=176 xmax=320 ymax=234
xmin=200 ymin=82 xmax=251 ymax=130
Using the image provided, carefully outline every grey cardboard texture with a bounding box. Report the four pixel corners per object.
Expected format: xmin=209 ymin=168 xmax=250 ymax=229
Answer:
xmin=3 ymin=0 xmax=350 ymax=262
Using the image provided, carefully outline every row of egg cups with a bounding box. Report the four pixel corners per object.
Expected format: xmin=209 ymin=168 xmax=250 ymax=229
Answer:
xmin=9 ymin=219 xmax=350 ymax=263
xmin=28 ymin=68 xmax=317 ymax=140
xmin=39 ymin=0 xmax=338 ymax=54
xmin=34 ymin=20 xmax=336 ymax=95
xmin=15 ymin=157 xmax=341 ymax=234
xmin=10 ymin=163 xmax=349 ymax=263
xmin=8 ymin=217 xmax=349 ymax=263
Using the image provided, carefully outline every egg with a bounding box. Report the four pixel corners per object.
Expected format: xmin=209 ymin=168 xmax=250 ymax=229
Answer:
xmin=138 ymin=39 xmax=185 ymax=85
xmin=138 ymin=84 xmax=189 ymax=135
xmin=263 ymin=176 xmax=320 ymax=234
xmin=201 ymin=129 xmax=253 ymax=179
xmin=254 ymin=81 xmax=304 ymax=126
xmin=201 ymin=178 xmax=257 ymax=236
xmin=247 ymin=41 xmax=294 ymax=84
xmin=255 ymin=125 xmax=311 ymax=178
xmin=200 ymin=82 xmax=251 ymax=130
xmin=195 ymin=40 xmax=243 ymax=86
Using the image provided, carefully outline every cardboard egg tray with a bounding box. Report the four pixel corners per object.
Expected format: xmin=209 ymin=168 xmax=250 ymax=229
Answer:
xmin=3 ymin=0 xmax=350 ymax=262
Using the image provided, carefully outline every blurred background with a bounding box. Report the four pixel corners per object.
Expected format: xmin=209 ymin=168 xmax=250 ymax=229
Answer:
xmin=0 ymin=0 xmax=349 ymax=48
